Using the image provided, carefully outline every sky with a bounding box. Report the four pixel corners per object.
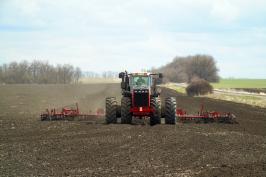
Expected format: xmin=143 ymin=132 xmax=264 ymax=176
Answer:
xmin=0 ymin=0 xmax=266 ymax=78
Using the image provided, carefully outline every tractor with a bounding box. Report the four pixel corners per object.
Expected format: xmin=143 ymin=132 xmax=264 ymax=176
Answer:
xmin=105 ymin=71 xmax=177 ymax=125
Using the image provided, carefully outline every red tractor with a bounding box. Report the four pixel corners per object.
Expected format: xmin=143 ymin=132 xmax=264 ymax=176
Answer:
xmin=105 ymin=71 xmax=176 ymax=125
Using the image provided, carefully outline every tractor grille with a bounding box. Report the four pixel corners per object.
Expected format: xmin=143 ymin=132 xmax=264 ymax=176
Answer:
xmin=133 ymin=89 xmax=149 ymax=107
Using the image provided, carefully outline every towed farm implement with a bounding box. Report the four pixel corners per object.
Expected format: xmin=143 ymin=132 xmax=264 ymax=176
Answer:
xmin=176 ymin=104 xmax=236 ymax=123
xmin=40 ymin=103 xmax=104 ymax=121
xmin=40 ymin=102 xmax=236 ymax=123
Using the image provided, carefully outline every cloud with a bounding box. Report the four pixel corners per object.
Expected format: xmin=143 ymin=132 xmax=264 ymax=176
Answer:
xmin=210 ymin=0 xmax=240 ymax=23
xmin=0 ymin=0 xmax=45 ymax=27
xmin=0 ymin=0 xmax=266 ymax=78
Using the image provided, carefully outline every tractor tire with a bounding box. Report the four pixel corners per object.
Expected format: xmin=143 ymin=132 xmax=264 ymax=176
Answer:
xmin=165 ymin=97 xmax=176 ymax=124
xmin=121 ymin=97 xmax=132 ymax=124
xmin=105 ymin=97 xmax=118 ymax=124
xmin=116 ymin=105 xmax=121 ymax=118
xmin=150 ymin=97 xmax=161 ymax=126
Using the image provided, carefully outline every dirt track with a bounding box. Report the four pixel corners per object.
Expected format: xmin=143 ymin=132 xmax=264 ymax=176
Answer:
xmin=0 ymin=84 xmax=266 ymax=177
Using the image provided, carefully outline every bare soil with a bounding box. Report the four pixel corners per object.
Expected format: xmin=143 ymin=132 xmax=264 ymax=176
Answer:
xmin=0 ymin=84 xmax=266 ymax=177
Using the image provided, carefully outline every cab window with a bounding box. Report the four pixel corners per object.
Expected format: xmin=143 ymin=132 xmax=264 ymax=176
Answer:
xmin=132 ymin=76 xmax=149 ymax=87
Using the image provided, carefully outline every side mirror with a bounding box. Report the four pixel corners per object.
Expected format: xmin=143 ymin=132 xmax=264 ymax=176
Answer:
xmin=159 ymin=73 xmax=163 ymax=78
xmin=119 ymin=72 xmax=124 ymax=78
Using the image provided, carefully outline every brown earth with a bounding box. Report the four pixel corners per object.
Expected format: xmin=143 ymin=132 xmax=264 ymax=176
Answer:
xmin=0 ymin=84 xmax=266 ymax=177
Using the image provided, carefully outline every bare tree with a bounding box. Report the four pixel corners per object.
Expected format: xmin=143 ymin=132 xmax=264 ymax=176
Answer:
xmin=185 ymin=55 xmax=219 ymax=83
xmin=0 ymin=60 xmax=82 ymax=84
xmin=74 ymin=67 xmax=82 ymax=83
xmin=155 ymin=55 xmax=219 ymax=83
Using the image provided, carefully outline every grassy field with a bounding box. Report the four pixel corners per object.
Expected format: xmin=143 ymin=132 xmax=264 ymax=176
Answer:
xmin=211 ymin=79 xmax=266 ymax=89
xmin=163 ymin=80 xmax=266 ymax=108
xmin=161 ymin=83 xmax=186 ymax=94
xmin=204 ymin=93 xmax=266 ymax=108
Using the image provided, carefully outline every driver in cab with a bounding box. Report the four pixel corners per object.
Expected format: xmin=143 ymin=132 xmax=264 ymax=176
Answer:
xmin=136 ymin=77 xmax=146 ymax=86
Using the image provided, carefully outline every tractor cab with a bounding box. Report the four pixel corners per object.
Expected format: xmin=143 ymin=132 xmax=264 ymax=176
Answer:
xmin=129 ymin=73 xmax=151 ymax=114
xmin=119 ymin=71 xmax=162 ymax=94
xmin=130 ymin=73 xmax=151 ymax=90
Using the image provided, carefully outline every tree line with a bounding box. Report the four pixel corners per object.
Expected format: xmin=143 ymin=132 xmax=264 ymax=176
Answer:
xmin=83 ymin=71 xmax=118 ymax=78
xmin=0 ymin=60 xmax=82 ymax=84
xmin=0 ymin=55 xmax=219 ymax=84
xmin=153 ymin=55 xmax=219 ymax=83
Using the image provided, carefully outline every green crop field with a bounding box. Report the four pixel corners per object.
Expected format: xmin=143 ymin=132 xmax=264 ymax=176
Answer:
xmin=211 ymin=79 xmax=266 ymax=89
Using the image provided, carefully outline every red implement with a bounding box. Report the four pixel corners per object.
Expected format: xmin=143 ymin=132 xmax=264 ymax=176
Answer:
xmin=176 ymin=104 xmax=236 ymax=123
xmin=40 ymin=103 xmax=104 ymax=121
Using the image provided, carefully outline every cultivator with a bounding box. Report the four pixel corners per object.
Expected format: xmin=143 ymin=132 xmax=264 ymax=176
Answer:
xmin=176 ymin=104 xmax=237 ymax=124
xmin=40 ymin=103 xmax=104 ymax=121
xmin=40 ymin=103 xmax=236 ymax=124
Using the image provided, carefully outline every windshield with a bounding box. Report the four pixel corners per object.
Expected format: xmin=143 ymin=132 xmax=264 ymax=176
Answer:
xmin=132 ymin=76 xmax=150 ymax=87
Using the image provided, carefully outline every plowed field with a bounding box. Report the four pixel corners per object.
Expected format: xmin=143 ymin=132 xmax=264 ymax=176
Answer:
xmin=0 ymin=84 xmax=265 ymax=177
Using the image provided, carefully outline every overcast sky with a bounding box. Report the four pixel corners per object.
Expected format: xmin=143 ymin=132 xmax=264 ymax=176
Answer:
xmin=0 ymin=0 xmax=266 ymax=78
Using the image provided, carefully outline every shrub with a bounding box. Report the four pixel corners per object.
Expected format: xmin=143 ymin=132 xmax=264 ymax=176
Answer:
xmin=186 ymin=79 xmax=213 ymax=96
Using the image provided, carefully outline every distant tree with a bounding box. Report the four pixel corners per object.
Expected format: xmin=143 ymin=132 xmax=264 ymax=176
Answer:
xmin=74 ymin=67 xmax=82 ymax=83
xmin=0 ymin=64 xmax=8 ymax=83
xmin=155 ymin=55 xmax=219 ymax=83
xmin=0 ymin=66 xmax=3 ymax=83
xmin=7 ymin=62 xmax=19 ymax=83
xmin=0 ymin=60 xmax=81 ymax=84
xmin=185 ymin=55 xmax=219 ymax=83
xmin=62 ymin=64 xmax=74 ymax=84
